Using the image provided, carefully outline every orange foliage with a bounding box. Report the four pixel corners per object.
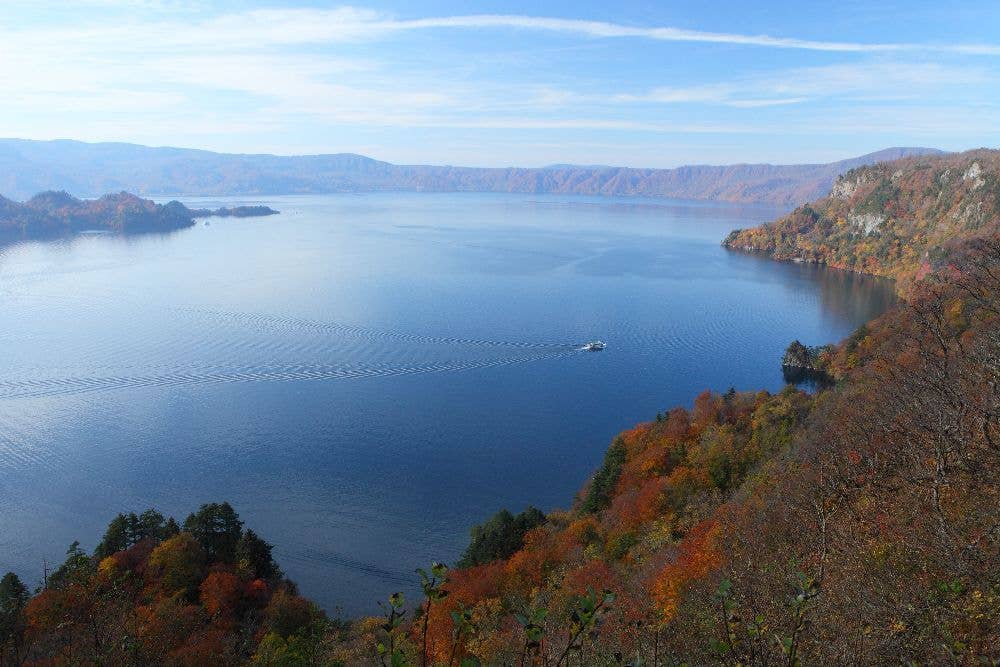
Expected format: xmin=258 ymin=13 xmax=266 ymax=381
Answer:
xmin=420 ymin=562 xmax=506 ymax=664
xmin=652 ymin=519 xmax=723 ymax=621
xmin=606 ymin=477 xmax=668 ymax=534
xmin=664 ymin=407 xmax=691 ymax=440
xmin=246 ymin=578 xmax=269 ymax=607
xmin=560 ymin=515 xmax=600 ymax=552
xmin=100 ymin=537 xmax=156 ymax=580
xmin=23 ymin=589 xmax=63 ymax=635
xmin=692 ymin=390 xmax=721 ymax=429
xmin=502 ymin=526 xmax=555 ymax=590
xmin=134 ymin=598 xmax=205 ymax=659
xmin=199 ymin=569 xmax=242 ymax=618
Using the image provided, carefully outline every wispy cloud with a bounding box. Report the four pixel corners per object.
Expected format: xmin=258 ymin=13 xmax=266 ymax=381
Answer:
xmin=388 ymin=13 xmax=1000 ymax=55
xmin=8 ymin=7 xmax=1000 ymax=55
xmin=113 ymin=8 xmax=1000 ymax=55
xmin=0 ymin=4 xmax=997 ymax=165
xmin=614 ymin=63 xmax=994 ymax=108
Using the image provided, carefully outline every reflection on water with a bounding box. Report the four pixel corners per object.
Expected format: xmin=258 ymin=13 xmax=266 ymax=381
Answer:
xmin=0 ymin=192 xmax=897 ymax=615
xmin=795 ymin=263 xmax=897 ymax=329
xmin=715 ymin=250 xmax=898 ymax=331
xmin=781 ymin=366 xmax=836 ymax=391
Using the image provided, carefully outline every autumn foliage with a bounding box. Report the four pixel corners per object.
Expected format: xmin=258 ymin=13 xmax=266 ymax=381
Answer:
xmin=1 ymin=503 xmax=326 ymax=666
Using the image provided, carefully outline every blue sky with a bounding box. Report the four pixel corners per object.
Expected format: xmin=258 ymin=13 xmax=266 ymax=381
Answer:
xmin=2 ymin=0 xmax=999 ymax=166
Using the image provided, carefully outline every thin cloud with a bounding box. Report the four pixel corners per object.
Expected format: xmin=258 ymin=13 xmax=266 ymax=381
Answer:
xmin=174 ymin=8 xmax=1000 ymax=55
xmin=16 ymin=7 xmax=997 ymax=55
xmin=615 ymin=63 xmax=995 ymax=108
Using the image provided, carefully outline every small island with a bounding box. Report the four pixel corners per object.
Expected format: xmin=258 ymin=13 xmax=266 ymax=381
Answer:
xmin=0 ymin=190 xmax=278 ymax=240
xmin=189 ymin=204 xmax=280 ymax=219
xmin=781 ymin=339 xmax=835 ymax=386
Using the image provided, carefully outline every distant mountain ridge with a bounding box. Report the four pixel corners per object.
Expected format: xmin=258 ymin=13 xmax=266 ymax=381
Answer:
xmin=0 ymin=139 xmax=943 ymax=206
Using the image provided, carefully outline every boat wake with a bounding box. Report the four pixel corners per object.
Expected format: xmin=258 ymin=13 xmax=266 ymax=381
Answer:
xmin=280 ymin=548 xmax=413 ymax=587
xmin=173 ymin=307 xmax=581 ymax=351
xmin=0 ymin=307 xmax=598 ymax=400
xmin=0 ymin=350 xmax=581 ymax=401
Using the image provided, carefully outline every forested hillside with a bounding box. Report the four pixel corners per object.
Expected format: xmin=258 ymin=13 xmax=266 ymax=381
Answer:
xmin=1 ymin=153 xmax=996 ymax=666
xmin=724 ymin=149 xmax=1000 ymax=293
xmin=367 ymin=234 xmax=995 ymax=665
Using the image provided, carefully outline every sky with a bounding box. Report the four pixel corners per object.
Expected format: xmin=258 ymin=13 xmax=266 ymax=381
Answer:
xmin=1 ymin=0 xmax=999 ymax=167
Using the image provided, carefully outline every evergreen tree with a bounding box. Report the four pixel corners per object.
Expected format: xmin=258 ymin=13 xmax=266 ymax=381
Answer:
xmin=47 ymin=542 xmax=92 ymax=588
xmin=458 ymin=506 xmax=546 ymax=567
xmin=94 ymin=513 xmax=131 ymax=559
xmin=237 ymin=529 xmax=282 ymax=580
xmin=134 ymin=508 xmax=170 ymax=541
xmin=183 ymin=502 xmax=244 ymax=563
xmin=0 ymin=573 xmax=29 ymax=664
xmin=94 ymin=508 xmax=177 ymax=559
xmin=580 ymin=436 xmax=627 ymax=513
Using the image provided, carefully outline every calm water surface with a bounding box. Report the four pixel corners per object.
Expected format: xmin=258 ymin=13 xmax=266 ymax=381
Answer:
xmin=0 ymin=193 xmax=895 ymax=614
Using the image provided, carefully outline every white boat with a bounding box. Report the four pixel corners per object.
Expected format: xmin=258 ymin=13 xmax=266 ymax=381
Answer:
xmin=583 ymin=340 xmax=606 ymax=351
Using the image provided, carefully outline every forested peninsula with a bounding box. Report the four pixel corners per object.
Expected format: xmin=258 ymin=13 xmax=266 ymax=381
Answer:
xmin=1 ymin=150 xmax=996 ymax=665
xmin=723 ymin=149 xmax=1000 ymax=293
xmin=0 ymin=190 xmax=277 ymax=240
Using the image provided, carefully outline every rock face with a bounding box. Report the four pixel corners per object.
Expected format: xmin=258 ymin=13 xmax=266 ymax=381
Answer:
xmin=723 ymin=148 xmax=1000 ymax=291
xmin=964 ymin=161 xmax=986 ymax=189
xmin=848 ymin=212 xmax=885 ymax=236
xmin=0 ymin=139 xmax=943 ymax=206
xmin=0 ymin=191 xmax=278 ymax=239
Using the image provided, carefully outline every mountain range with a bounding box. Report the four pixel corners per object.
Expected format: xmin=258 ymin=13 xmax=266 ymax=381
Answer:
xmin=0 ymin=139 xmax=943 ymax=206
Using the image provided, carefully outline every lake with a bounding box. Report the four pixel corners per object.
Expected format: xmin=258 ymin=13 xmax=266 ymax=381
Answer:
xmin=0 ymin=192 xmax=896 ymax=615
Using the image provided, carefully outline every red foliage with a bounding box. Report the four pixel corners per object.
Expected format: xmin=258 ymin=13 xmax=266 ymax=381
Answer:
xmin=246 ymin=578 xmax=269 ymax=606
xmin=200 ymin=569 xmax=243 ymax=619
xmin=561 ymin=559 xmax=618 ymax=597
xmin=168 ymin=627 xmax=234 ymax=666
xmin=105 ymin=537 xmax=156 ymax=577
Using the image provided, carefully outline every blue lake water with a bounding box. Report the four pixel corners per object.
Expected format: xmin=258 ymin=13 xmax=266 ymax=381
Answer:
xmin=0 ymin=193 xmax=896 ymax=614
